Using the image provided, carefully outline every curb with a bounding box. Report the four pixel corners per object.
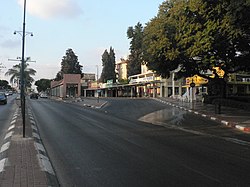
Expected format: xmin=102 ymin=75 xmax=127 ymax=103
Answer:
xmin=0 ymin=108 xmax=60 ymax=186
xmin=27 ymin=108 xmax=60 ymax=186
xmin=235 ymin=125 xmax=250 ymax=132
xmin=154 ymin=98 xmax=250 ymax=133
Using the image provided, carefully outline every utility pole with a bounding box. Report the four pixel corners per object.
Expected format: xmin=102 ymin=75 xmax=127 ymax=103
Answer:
xmin=14 ymin=0 xmax=33 ymax=138
xmin=96 ymin=65 xmax=99 ymax=103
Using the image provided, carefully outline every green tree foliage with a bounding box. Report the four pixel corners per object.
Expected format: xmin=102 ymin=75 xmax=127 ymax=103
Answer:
xmin=143 ymin=0 xmax=250 ymax=77
xmin=5 ymin=63 xmax=36 ymax=88
xmin=35 ymin=79 xmax=51 ymax=92
xmin=143 ymin=0 xmax=250 ymax=97
xmin=127 ymin=22 xmax=144 ymax=76
xmin=0 ymin=80 xmax=11 ymax=90
xmin=100 ymin=47 xmax=116 ymax=83
xmin=55 ymin=48 xmax=82 ymax=81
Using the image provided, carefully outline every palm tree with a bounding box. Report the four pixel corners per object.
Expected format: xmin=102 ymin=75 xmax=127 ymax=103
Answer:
xmin=5 ymin=63 xmax=36 ymax=88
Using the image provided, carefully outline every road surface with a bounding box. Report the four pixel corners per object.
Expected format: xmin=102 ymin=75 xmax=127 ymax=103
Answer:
xmin=28 ymin=98 xmax=250 ymax=186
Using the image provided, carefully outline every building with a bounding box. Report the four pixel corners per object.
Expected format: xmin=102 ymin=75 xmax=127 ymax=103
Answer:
xmin=227 ymin=73 xmax=250 ymax=95
xmin=51 ymin=74 xmax=81 ymax=98
xmin=116 ymin=59 xmax=128 ymax=81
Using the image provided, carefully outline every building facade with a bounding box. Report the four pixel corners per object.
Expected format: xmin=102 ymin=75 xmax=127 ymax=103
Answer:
xmin=51 ymin=74 xmax=81 ymax=98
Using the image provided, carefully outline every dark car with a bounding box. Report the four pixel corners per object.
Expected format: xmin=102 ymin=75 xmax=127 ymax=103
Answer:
xmin=0 ymin=92 xmax=7 ymax=104
xmin=30 ymin=93 xmax=39 ymax=99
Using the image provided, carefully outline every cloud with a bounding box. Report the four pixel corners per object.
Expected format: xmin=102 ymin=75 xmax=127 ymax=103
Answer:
xmin=17 ymin=0 xmax=83 ymax=20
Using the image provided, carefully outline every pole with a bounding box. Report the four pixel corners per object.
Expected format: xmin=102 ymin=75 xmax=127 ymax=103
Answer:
xmin=172 ymin=72 xmax=175 ymax=98
xmin=96 ymin=65 xmax=99 ymax=103
xmin=21 ymin=0 xmax=27 ymax=137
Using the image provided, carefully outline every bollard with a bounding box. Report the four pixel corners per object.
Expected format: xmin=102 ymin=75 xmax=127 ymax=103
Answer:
xmin=215 ymin=103 xmax=221 ymax=114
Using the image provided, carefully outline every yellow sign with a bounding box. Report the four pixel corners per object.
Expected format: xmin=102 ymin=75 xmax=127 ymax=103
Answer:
xmin=186 ymin=75 xmax=208 ymax=86
xmin=211 ymin=67 xmax=225 ymax=78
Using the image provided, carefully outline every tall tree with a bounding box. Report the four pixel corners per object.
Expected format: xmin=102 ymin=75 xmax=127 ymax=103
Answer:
xmin=0 ymin=80 xmax=11 ymax=90
xmin=143 ymin=0 xmax=250 ymax=96
xmin=127 ymin=22 xmax=144 ymax=76
xmin=5 ymin=63 xmax=36 ymax=88
xmin=35 ymin=79 xmax=51 ymax=92
xmin=55 ymin=48 xmax=82 ymax=80
xmin=100 ymin=47 xmax=116 ymax=83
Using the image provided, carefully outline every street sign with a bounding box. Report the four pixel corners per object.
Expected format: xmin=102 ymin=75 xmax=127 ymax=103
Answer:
xmin=190 ymin=82 xmax=195 ymax=87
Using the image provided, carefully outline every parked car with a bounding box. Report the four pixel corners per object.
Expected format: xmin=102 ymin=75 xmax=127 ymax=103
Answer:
xmin=0 ymin=92 xmax=7 ymax=104
xmin=30 ymin=93 xmax=39 ymax=99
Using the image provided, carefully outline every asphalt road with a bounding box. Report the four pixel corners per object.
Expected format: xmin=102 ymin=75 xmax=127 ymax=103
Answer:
xmin=0 ymin=94 xmax=18 ymax=143
xmin=28 ymin=98 xmax=250 ymax=187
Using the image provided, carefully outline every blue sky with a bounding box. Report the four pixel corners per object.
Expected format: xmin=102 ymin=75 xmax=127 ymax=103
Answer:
xmin=0 ymin=0 xmax=164 ymax=82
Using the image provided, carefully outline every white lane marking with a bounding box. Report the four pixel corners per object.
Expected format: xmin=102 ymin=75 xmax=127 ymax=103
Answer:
xmin=4 ymin=131 xmax=14 ymax=140
xmin=34 ymin=142 xmax=46 ymax=153
xmin=211 ymin=117 xmax=217 ymax=121
xmin=37 ymin=154 xmax=55 ymax=175
xmin=182 ymin=164 xmax=221 ymax=183
xmin=8 ymin=125 xmax=15 ymax=131
xmin=0 ymin=142 xmax=10 ymax=153
xmin=223 ymin=137 xmax=250 ymax=146
xmin=194 ymin=112 xmax=199 ymax=115
xmin=202 ymin=114 xmax=207 ymax=117
xmin=0 ymin=158 xmax=8 ymax=173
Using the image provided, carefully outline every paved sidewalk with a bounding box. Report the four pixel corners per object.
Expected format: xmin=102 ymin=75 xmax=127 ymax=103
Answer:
xmin=0 ymin=108 xmax=59 ymax=187
xmin=155 ymin=97 xmax=250 ymax=133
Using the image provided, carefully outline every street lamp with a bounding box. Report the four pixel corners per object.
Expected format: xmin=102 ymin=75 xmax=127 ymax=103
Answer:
xmin=14 ymin=30 xmax=33 ymax=37
xmin=14 ymin=0 xmax=33 ymax=138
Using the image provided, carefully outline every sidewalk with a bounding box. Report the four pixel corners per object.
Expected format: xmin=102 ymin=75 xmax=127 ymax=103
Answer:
xmin=155 ymin=97 xmax=250 ymax=133
xmin=0 ymin=108 xmax=59 ymax=187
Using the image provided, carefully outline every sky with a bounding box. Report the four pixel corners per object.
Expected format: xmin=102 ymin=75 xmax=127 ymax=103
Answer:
xmin=0 ymin=0 xmax=164 ymax=84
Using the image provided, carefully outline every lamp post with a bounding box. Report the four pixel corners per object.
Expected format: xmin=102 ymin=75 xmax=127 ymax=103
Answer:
xmin=14 ymin=0 xmax=33 ymax=138
xmin=96 ymin=65 xmax=99 ymax=103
